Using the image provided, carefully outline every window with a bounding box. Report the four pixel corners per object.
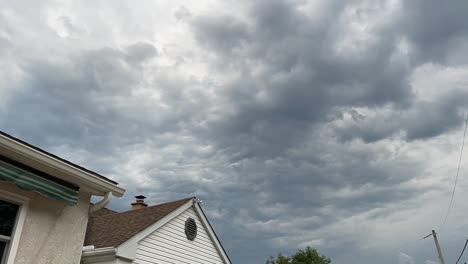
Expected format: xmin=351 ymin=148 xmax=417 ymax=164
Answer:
xmin=0 ymin=199 xmax=19 ymax=264
xmin=0 ymin=191 xmax=27 ymax=264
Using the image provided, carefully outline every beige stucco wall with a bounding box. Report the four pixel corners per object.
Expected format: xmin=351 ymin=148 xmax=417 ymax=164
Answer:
xmin=0 ymin=181 xmax=91 ymax=264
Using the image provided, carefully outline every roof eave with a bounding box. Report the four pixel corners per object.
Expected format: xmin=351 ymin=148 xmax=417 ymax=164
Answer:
xmin=0 ymin=133 xmax=125 ymax=197
xmin=81 ymin=247 xmax=117 ymax=263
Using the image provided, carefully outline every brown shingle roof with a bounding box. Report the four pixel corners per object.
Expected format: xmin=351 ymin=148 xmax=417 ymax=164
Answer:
xmin=89 ymin=206 xmax=117 ymax=217
xmin=84 ymin=197 xmax=194 ymax=248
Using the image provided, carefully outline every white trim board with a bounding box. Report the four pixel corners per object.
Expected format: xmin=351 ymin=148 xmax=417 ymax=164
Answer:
xmin=0 ymin=133 xmax=125 ymax=197
xmin=193 ymin=202 xmax=231 ymax=264
xmin=0 ymin=190 xmax=29 ymax=264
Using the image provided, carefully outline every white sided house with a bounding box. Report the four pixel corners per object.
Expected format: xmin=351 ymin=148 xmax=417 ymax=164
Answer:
xmin=0 ymin=131 xmax=125 ymax=264
xmin=82 ymin=196 xmax=231 ymax=264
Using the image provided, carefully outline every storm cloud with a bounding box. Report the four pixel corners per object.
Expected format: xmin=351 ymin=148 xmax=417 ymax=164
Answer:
xmin=1 ymin=0 xmax=468 ymax=263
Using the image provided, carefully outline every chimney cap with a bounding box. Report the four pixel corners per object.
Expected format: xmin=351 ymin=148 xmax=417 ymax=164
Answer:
xmin=135 ymin=195 xmax=146 ymax=200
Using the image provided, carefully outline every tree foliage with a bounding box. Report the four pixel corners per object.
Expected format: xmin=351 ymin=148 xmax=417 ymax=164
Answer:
xmin=266 ymin=246 xmax=331 ymax=264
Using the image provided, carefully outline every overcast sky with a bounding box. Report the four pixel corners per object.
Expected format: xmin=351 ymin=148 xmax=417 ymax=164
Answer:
xmin=2 ymin=0 xmax=468 ymax=263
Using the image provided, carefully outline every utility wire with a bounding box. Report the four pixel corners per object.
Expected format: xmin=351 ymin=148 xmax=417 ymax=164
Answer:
xmin=455 ymin=239 xmax=468 ymax=264
xmin=397 ymin=233 xmax=432 ymax=254
xmin=398 ymin=114 xmax=468 ymax=261
xmin=439 ymin=113 xmax=468 ymax=232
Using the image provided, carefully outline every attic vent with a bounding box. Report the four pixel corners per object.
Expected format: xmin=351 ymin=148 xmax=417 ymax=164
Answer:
xmin=185 ymin=218 xmax=197 ymax=241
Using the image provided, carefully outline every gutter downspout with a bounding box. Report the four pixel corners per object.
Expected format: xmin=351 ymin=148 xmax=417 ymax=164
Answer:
xmin=89 ymin=192 xmax=112 ymax=213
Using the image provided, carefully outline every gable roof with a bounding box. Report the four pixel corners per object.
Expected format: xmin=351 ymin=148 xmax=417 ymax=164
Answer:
xmin=88 ymin=205 xmax=117 ymax=217
xmin=84 ymin=197 xmax=194 ymax=248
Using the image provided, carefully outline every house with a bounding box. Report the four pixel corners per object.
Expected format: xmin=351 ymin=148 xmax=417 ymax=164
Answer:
xmin=82 ymin=196 xmax=231 ymax=264
xmin=0 ymin=131 xmax=125 ymax=264
xmin=0 ymin=131 xmax=231 ymax=264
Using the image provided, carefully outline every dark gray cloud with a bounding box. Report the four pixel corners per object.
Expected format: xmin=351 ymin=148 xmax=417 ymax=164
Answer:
xmin=331 ymin=83 xmax=468 ymax=143
xmin=2 ymin=44 xmax=152 ymax=149
xmin=401 ymin=0 xmax=468 ymax=65
xmin=184 ymin=0 xmax=468 ymax=262
xmin=191 ymin=15 xmax=250 ymax=55
xmin=2 ymin=0 xmax=468 ymax=264
xmin=125 ymin=42 xmax=158 ymax=63
xmin=190 ymin=0 xmax=415 ymax=159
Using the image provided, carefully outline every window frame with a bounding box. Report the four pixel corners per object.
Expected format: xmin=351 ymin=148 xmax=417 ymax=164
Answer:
xmin=0 ymin=190 xmax=28 ymax=264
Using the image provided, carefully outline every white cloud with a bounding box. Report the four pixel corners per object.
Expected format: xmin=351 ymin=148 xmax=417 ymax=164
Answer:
xmin=399 ymin=253 xmax=415 ymax=264
xmin=3 ymin=1 xmax=468 ymax=264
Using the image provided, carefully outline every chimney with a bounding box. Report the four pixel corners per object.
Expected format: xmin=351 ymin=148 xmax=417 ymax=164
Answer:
xmin=131 ymin=195 xmax=148 ymax=210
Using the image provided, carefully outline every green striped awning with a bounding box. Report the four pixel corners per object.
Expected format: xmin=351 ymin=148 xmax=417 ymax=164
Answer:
xmin=0 ymin=158 xmax=78 ymax=206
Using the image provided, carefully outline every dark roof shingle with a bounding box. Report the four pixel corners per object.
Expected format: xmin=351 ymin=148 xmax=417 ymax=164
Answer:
xmin=84 ymin=197 xmax=194 ymax=248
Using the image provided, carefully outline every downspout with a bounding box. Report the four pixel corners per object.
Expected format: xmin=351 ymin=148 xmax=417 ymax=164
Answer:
xmin=89 ymin=192 xmax=112 ymax=213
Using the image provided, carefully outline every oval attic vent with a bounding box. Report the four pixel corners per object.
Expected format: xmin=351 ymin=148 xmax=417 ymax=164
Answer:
xmin=185 ymin=218 xmax=197 ymax=241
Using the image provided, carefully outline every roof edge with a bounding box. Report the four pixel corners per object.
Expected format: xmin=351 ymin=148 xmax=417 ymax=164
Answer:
xmin=115 ymin=198 xmax=196 ymax=260
xmin=81 ymin=247 xmax=117 ymax=263
xmin=194 ymin=202 xmax=232 ymax=264
xmin=111 ymin=197 xmax=231 ymax=264
xmin=0 ymin=132 xmax=125 ymax=197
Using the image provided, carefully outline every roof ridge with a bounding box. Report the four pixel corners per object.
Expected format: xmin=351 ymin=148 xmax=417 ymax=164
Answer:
xmin=84 ymin=196 xmax=196 ymax=248
xmin=92 ymin=196 xmax=195 ymax=219
xmin=144 ymin=196 xmax=195 ymax=208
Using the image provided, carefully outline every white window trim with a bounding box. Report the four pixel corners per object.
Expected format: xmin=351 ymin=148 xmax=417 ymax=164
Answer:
xmin=0 ymin=190 xmax=29 ymax=264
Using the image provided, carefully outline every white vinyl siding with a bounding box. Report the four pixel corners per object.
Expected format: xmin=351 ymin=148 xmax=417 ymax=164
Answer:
xmin=134 ymin=207 xmax=224 ymax=264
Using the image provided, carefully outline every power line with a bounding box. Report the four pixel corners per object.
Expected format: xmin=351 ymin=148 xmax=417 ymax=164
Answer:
xmin=455 ymin=239 xmax=468 ymax=264
xmin=423 ymin=233 xmax=433 ymax=239
xmin=439 ymin=113 xmax=468 ymax=232
xmin=396 ymin=115 xmax=468 ymax=262
xmin=396 ymin=233 xmax=432 ymax=254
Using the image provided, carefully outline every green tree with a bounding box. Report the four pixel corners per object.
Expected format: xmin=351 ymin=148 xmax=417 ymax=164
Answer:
xmin=266 ymin=246 xmax=331 ymax=264
xmin=266 ymin=253 xmax=290 ymax=264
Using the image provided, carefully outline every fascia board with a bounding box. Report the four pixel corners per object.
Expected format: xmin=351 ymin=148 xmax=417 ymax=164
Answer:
xmin=0 ymin=134 xmax=125 ymax=197
xmin=193 ymin=202 xmax=232 ymax=264
xmin=116 ymin=199 xmax=195 ymax=260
